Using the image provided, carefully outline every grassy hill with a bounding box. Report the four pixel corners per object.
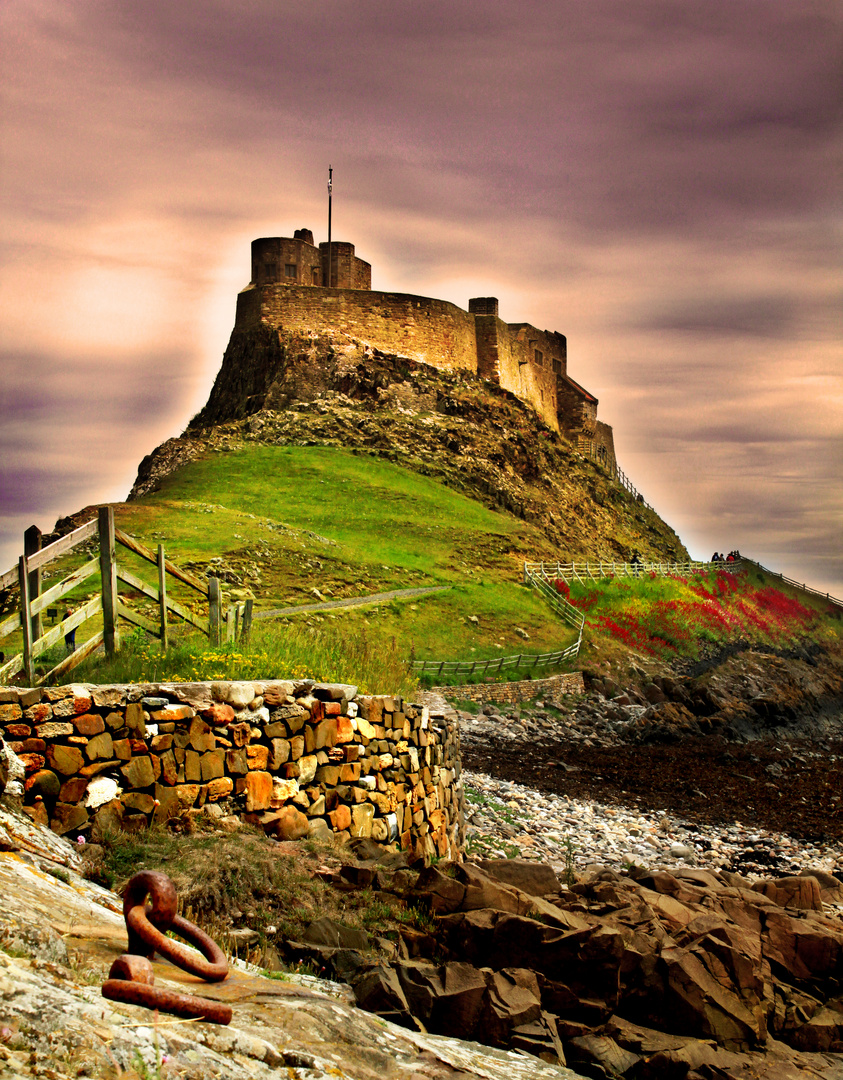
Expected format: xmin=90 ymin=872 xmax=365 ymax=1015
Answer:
xmin=8 ymin=439 xmax=837 ymax=695
xmin=5 ymin=355 xmax=838 ymax=693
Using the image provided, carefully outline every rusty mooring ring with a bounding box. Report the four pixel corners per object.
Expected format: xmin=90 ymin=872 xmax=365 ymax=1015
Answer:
xmin=102 ymin=869 xmax=232 ymax=1024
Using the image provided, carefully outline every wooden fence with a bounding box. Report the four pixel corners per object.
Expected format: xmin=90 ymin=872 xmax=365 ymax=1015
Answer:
xmin=524 ymin=558 xmax=744 ymax=584
xmin=412 ymin=565 xmax=585 ymax=678
xmin=745 ymin=560 xmax=843 ymax=611
xmin=0 ymin=507 xmax=250 ymax=686
xmin=412 ymin=643 xmax=581 ymax=679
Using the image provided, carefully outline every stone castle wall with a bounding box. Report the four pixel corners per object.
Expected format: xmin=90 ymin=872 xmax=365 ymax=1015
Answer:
xmin=237 ymin=285 xmax=479 ymax=374
xmin=223 ymin=234 xmax=613 ymax=451
xmin=0 ymin=679 xmax=464 ymax=862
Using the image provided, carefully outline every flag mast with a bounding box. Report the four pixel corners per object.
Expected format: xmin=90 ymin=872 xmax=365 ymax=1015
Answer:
xmin=327 ymin=166 xmax=333 ymax=288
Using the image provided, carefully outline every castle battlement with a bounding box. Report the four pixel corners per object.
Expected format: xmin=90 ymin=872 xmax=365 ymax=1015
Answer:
xmin=232 ymin=231 xmax=614 ymax=467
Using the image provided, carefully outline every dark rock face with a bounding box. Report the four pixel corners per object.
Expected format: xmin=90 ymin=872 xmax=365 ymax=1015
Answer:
xmin=281 ymin=857 xmax=843 ymax=1075
xmin=126 ymin=330 xmax=688 ymax=563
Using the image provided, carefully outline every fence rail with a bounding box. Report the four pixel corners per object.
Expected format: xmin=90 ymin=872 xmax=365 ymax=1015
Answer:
xmin=585 ymin=446 xmax=654 ymax=511
xmin=411 ymin=563 xmax=585 ymax=678
xmin=0 ymin=507 xmax=245 ymax=686
xmin=747 ymin=560 xmax=843 ymax=611
xmin=525 ymin=558 xmax=744 ymax=583
xmin=412 ymin=642 xmax=580 ymax=678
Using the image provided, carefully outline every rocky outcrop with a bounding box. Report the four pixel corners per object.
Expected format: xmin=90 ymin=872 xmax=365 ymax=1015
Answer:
xmin=0 ymin=805 xmax=582 ymax=1080
xmin=127 ymin=349 xmax=688 ymax=564
xmin=297 ymin=857 xmax=843 ymax=1076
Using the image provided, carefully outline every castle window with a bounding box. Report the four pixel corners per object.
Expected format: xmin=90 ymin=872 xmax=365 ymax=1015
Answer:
xmin=534 ymin=349 xmax=543 ymax=366
xmin=552 ymin=358 xmax=563 ymax=375
xmin=312 ymin=268 xmax=320 ymax=284
xmin=264 ymin=263 xmax=277 ymax=282
xmin=285 ymin=264 xmax=297 ymax=279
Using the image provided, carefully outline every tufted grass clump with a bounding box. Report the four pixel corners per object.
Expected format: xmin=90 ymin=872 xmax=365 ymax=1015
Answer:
xmin=70 ymin=620 xmax=419 ymax=696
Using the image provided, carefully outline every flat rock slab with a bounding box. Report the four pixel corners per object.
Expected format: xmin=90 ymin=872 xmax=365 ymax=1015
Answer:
xmin=0 ymin=805 xmax=584 ymax=1080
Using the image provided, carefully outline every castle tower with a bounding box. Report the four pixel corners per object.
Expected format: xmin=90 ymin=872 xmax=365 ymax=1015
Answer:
xmin=249 ymin=233 xmax=371 ymax=290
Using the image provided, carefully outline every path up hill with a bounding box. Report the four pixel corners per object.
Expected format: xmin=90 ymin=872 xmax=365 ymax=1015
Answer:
xmin=131 ymin=330 xmax=687 ymax=565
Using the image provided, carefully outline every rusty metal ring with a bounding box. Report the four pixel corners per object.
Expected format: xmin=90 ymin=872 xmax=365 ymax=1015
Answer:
xmin=102 ymin=870 xmax=231 ymax=1025
xmin=101 ymin=979 xmax=232 ymax=1025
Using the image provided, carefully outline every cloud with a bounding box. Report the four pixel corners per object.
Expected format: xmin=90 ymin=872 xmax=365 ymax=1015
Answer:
xmin=0 ymin=0 xmax=840 ymax=599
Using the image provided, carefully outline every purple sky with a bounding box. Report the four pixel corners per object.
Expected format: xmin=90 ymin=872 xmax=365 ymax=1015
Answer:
xmin=2 ymin=0 xmax=841 ymax=595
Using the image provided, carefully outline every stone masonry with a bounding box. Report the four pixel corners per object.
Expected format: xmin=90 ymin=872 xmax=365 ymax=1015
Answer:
xmin=222 ymin=230 xmax=616 ymax=466
xmin=432 ymin=671 xmax=585 ymax=707
xmin=0 ymin=679 xmax=464 ymax=861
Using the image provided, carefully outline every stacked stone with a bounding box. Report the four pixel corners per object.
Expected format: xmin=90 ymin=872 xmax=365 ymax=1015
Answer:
xmin=432 ymin=671 xmax=584 ymax=707
xmin=0 ymin=680 xmax=465 ymax=861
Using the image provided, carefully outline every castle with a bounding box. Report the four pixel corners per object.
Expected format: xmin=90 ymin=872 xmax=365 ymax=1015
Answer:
xmin=220 ymin=230 xmax=615 ymax=468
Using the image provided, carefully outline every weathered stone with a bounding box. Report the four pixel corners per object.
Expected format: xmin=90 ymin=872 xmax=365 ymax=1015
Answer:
xmin=121 ymin=792 xmax=156 ymax=814
xmin=244 ymin=770 xmax=273 ymax=811
xmin=175 ymin=783 xmax=202 ymax=808
xmin=151 ymin=784 xmax=181 ymax=825
xmin=271 ymin=804 xmax=309 ymax=840
xmin=85 ymin=732 xmax=114 ymax=761
xmin=35 ymin=722 xmax=74 ymax=739
xmin=225 ymin=748 xmax=248 ymax=774
xmin=73 ymin=714 xmax=105 ymax=736
xmin=184 ymin=750 xmax=201 ymax=783
xmin=79 ymin=760 xmax=119 ymax=778
xmin=268 ymin=738 xmax=291 ymax=770
xmin=93 ymin=798 xmax=124 ymax=836
xmin=206 ymin=776 xmax=234 ymax=801
xmin=753 ymin=875 xmax=823 ymax=911
xmin=188 ymin=717 xmax=215 ymax=752
xmin=120 ymin=755 xmax=155 ymax=789
xmin=50 ymin=803 xmax=89 ymax=835
xmin=24 ymin=769 xmax=61 ymax=803
xmin=305 ymin=718 xmax=338 ymax=754
xmin=45 ymin=744 xmax=84 ymax=776
xmin=229 ymin=721 xmax=252 ymax=747
xmin=246 ymin=744 xmax=269 ymax=770
xmin=202 ymin=702 xmax=236 ymax=726
xmin=351 ymin=803 xmax=375 ymax=838
xmin=328 ymin=804 xmax=352 ymax=832
xmin=151 ymin=705 xmax=193 ymax=722
xmin=59 ymin=776 xmax=89 ymax=803
xmin=227 ymin=682 xmax=257 ymax=708
xmin=111 ymin=738 xmax=132 ymax=761
xmin=270 ymin=777 xmax=300 ymax=806
xmin=125 ymin=702 xmax=145 ymax=736
xmin=200 ymin=750 xmax=225 ymax=781
xmin=18 ymin=753 xmax=46 ymax=774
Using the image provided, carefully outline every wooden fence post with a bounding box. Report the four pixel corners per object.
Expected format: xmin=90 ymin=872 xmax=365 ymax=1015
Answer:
xmin=98 ymin=506 xmax=118 ymax=657
xmin=24 ymin=525 xmax=42 ymax=644
xmin=241 ymin=599 xmax=253 ymax=644
xmin=157 ymin=544 xmax=168 ymax=652
xmin=208 ymin=576 xmax=221 ymax=646
xmin=19 ymin=556 xmax=34 ymax=685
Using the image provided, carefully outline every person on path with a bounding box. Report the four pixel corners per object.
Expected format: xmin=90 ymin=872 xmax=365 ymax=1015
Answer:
xmin=64 ymin=609 xmax=75 ymax=654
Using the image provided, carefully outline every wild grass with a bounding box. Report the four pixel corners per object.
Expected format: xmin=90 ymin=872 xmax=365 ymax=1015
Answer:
xmin=555 ymin=565 xmax=839 ymax=663
xmin=71 ymin=621 xmax=420 ymax=696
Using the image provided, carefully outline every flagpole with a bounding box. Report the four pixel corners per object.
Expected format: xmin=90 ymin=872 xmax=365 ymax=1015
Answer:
xmin=327 ymin=166 xmax=333 ymax=288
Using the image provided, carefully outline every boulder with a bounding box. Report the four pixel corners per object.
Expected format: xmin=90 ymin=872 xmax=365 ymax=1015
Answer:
xmin=477 ymin=859 xmax=560 ymax=897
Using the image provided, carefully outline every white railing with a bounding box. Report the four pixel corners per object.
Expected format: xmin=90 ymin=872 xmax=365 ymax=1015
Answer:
xmin=412 ymin=566 xmax=585 ymax=677
xmin=524 ymin=558 xmax=744 ymax=584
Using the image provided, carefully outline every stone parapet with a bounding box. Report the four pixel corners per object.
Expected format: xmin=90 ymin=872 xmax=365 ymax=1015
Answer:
xmin=0 ymin=679 xmax=464 ymax=862
xmin=432 ymin=671 xmax=584 ymax=706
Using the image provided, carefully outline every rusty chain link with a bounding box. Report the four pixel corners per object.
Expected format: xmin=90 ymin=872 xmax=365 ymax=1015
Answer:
xmin=102 ymin=870 xmax=232 ymax=1024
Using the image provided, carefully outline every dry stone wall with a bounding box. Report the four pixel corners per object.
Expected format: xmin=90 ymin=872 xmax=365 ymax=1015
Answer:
xmin=0 ymin=680 xmax=464 ymax=861
xmin=433 ymin=671 xmax=585 ymax=706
